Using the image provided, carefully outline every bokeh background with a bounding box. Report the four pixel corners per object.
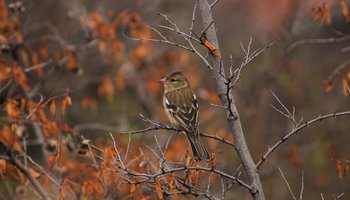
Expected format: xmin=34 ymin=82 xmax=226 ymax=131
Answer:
xmin=1 ymin=0 xmax=350 ymax=199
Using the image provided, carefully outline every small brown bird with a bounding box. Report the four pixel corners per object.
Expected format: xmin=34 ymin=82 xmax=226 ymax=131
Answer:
xmin=159 ymin=71 xmax=210 ymax=161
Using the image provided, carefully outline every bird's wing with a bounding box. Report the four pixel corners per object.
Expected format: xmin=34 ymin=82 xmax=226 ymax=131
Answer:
xmin=165 ymin=89 xmax=199 ymax=135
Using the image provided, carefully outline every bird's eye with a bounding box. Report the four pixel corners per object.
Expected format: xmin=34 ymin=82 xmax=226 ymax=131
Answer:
xmin=170 ymin=78 xmax=176 ymax=82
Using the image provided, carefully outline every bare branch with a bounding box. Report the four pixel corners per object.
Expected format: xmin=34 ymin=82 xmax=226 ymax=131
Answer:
xmin=257 ymin=110 xmax=350 ymax=169
xmin=210 ymin=0 xmax=221 ymax=8
xmin=124 ymin=165 xmax=252 ymax=192
xmin=122 ymin=30 xmax=194 ymax=52
xmin=326 ymin=58 xmax=350 ymax=83
xmin=5 ymin=151 xmax=51 ymax=200
xmin=300 ymin=170 xmax=304 ymax=200
xmin=287 ymin=36 xmax=350 ymax=53
xmin=278 ymin=166 xmax=296 ymax=200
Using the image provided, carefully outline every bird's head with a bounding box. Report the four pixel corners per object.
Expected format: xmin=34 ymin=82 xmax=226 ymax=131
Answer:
xmin=159 ymin=71 xmax=189 ymax=92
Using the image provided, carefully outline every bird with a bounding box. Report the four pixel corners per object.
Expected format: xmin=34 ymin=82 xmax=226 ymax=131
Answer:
xmin=159 ymin=71 xmax=210 ymax=161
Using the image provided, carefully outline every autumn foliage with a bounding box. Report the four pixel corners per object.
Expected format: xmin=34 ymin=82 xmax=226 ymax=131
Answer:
xmin=1 ymin=0 xmax=350 ymax=199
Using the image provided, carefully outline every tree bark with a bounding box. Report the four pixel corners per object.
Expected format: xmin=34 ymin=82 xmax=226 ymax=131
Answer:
xmin=196 ymin=0 xmax=265 ymax=199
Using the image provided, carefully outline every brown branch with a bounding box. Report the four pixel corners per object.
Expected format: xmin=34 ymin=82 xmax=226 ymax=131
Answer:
xmin=120 ymin=115 xmax=234 ymax=147
xmin=326 ymin=58 xmax=350 ymax=82
xmin=256 ymin=110 xmax=350 ymax=169
xmin=124 ymin=165 xmax=252 ymax=192
xmin=287 ymin=36 xmax=350 ymax=54
xmin=5 ymin=151 xmax=51 ymax=200
xmin=196 ymin=0 xmax=265 ymax=199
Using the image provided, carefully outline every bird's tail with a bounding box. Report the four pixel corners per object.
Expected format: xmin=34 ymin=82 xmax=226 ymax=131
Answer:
xmin=187 ymin=130 xmax=211 ymax=161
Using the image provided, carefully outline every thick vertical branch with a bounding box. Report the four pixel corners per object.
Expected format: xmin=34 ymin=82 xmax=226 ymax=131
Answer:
xmin=196 ymin=0 xmax=265 ymax=199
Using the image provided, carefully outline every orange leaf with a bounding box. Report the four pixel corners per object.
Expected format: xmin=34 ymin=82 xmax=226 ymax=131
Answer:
xmin=40 ymin=47 xmax=49 ymax=59
xmin=154 ymin=180 xmax=164 ymax=200
xmin=323 ymin=3 xmax=332 ymax=25
xmin=98 ymin=40 xmax=106 ymax=53
xmin=58 ymin=179 xmax=76 ymax=200
xmin=201 ymin=36 xmax=221 ymax=58
xmin=50 ymin=100 xmax=56 ymax=116
xmin=12 ymin=62 xmax=30 ymax=91
xmin=116 ymin=73 xmax=126 ymax=90
xmin=212 ymin=153 xmax=217 ymax=169
xmin=130 ymin=184 xmax=136 ymax=198
xmin=28 ymin=167 xmax=41 ymax=178
xmin=80 ymin=96 xmax=98 ymax=113
xmin=322 ymin=80 xmax=334 ymax=92
xmin=0 ymin=159 xmax=6 ymax=179
xmin=0 ymin=64 xmax=11 ymax=82
xmin=20 ymin=50 xmax=29 ymax=66
xmin=98 ymin=75 xmax=115 ymax=100
xmin=344 ymin=159 xmax=350 ymax=178
xmin=342 ymin=78 xmax=349 ymax=97
xmin=340 ymin=0 xmax=350 ymax=22
xmin=337 ymin=159 xmax=343 ymax=180
xmin=64 ymin=95 xmax=72 ymax=106
xmin=82 ymin=180 xmax=103 ymax=198
xmin=6 ymin=99 xmax=21 ymax=119
xmin=101 ymin=147 xmax=115 ymax=187
xmin=64 ymin=47 xmax=78 ymax=70
xmin=60 ymin=98 xmax=66 ymax=119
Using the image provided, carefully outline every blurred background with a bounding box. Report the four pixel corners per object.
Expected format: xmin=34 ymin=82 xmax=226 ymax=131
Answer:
xmin=1 ymin=0 xmax=350 ymax=199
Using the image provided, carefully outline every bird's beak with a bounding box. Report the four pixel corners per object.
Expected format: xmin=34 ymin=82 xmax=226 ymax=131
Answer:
xmin=158 ymin=78 xmax=166 ymax=83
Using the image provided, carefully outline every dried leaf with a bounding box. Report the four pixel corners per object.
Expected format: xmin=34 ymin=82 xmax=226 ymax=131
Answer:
xmin=154 ymin=180 xmax=164 ymax=200
xmin=337 ymin=159 xmax=343 ymax=180
xmin=6 ymin=99 xmax=21 ymax=119
xmin=98 ymin=75 xmax=115 ymax=100
xmin=130 ymin=184 xmax=136 ymax=198
xmin=201 ymin=35 xmax=221 ymax=58
xmin=340 ymin=0 xmax=350 ymax=22
xmin=28 ymin=167 xmax=41 ymax=178
xmin=101 ymin=147 xmax=115 ymax=187
xmin=322 ymin=80 xmax=334 ymax=92
xmin=212 ymin=153 xmax=217 ymax=169
xmin=311 ymin=3 xmax=332 ymax=25
xmin=12 ymin=62 xmax=30 ymax=91
xmin=98 ymin=40 xmax=106 ymax=53
xmin=344 ymin=159 xmax=350 ymax=178
xmin=323 ymin=3 xmax=332 ymax=25
xmin=82 ymin=180 xmax=103 ymax=198
xmin=116 ymin=73 xmax=126 ymax=90
xmin=341 ymin=78 xmax=349 ymax=97
xmin=0 ymin=64 xmax=11 ymax=82
xmin=80 ymin=96 xmax=98 ymax=113
xmin=20 ymin=50 xmax=29 ymax=66
xmin=0 ymin=159 xmax=6 ymax=179
xmin=50 ymin=100 xmax=56 ymax=116
xmin=64 ymin=47 xmax=78 ymax=70
xmin=58 ymin=179 xmax=75 ymax=200
xmin=64 ymin=95 xmax=72 ymax=106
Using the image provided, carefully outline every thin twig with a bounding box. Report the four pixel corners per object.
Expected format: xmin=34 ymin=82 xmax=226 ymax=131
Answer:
xmin=278 ymin=166 xmax=296 ymax=200
xmin=257 ymin=110 xmax=350 ymax=169
xmin=287 ymin=36 xmax=350 ymax=53
xmin=6 ymin=151 xmax=51 ymax=200
xmin=299 ymin=170 xmax=304 ymax=200
xmin=210 ymin=0 xmax=221 ymax=8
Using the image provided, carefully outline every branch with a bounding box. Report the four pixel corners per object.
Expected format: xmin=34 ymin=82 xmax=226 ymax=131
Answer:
xmin=256 ymin=110 xmax=350 ymax=169
xmin=287 ymin=36 xmax=350 ymax=53
xmin=278 ymin=166 xmax=296 ymax=200
xmin=120 ymin=114 xmax=234 ymax=147
xmin=5 ymin=151 xmax=51 ymax=200
xmin=326 ymin=58 xmax=350 ymax=83
xmin=196 ymin=0 xmax=265 ymax=199
xmin=124 ymin=165 xmax=252 ymax=192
